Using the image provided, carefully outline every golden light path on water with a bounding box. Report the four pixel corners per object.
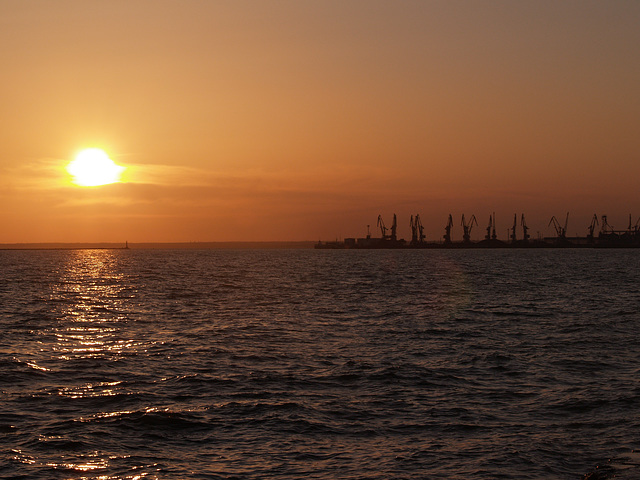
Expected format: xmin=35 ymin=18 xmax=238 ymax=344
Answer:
xmin=41 ymin=250 xmax=146 ymax=476
xmin=53 ymin=250 xmax=132 ymax=363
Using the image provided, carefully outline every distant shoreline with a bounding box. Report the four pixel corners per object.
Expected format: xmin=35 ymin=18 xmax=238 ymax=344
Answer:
xmin=0 ymin=241 xmax=317 ymax=250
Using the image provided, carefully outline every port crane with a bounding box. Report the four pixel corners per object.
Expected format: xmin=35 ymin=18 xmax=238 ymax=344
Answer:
xmin=485 ymin=213 xmax=497 ymax=241
xmin=600 ymin=215 xmax=614 ymax=235
xmin=598 ymin=214 xmax=640 ymax=245
xmin=377 ymin=215 xmax=388 ymax=239
xmin=415 ymin=214 xmax=426 ymax=244
xmin=510 ymin=214 xmax=518 ymax=243
xmin=410 ymin=215 xmax=417 ymax=244
xmin=625 ymin=214 xmax=640 ymax=237
xmin=443 ymin=214 xmax=453 ymax=244
xmin=390 ymin=214 xmax=398 ymax=242
xmin=409 ymin=215 xmax=426 ymax=245
xmin=549 ymin=213 xmax=569 ymax=240
xmin=587 ymin=214 xmax=599 ymax=241
xmin=461 ymin=214 xmax=477 ymax=243
xmin=521 ymin=214 xmax=530 ymax=243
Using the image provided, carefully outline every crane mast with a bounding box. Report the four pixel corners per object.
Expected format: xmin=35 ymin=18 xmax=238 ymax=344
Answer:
xmin=491 ymin=212 xmax=497 ymax=240
xmin=587 ymin=214 xmax=599 ymax=241
xmin=521 ymin=214 xmax=530 ymax=243
xmin=377 ymin=215 xmax=387 ymax=239
xmin=485 ymin=214 xmax=493 ymax=241
xmin=601 ymin=215 xmax=613 ymax=234
xmin=409 ymin=215 xmax=418 ymax=244
xmin=549 ymin=213 xmax=569 ymax=241
xmin=461 ymin=214 xmax=477 ymax=243
xmin=416 ymin=214 xmax=426 ymax=243
xmin=391 ymin=214 xmax=398 ymax=242
xmin=443 ymin=214 xmax=453 ymax=244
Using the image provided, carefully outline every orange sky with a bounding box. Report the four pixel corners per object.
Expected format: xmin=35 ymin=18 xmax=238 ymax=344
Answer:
xmin=1 ymin=1 xmax=639 ymax=242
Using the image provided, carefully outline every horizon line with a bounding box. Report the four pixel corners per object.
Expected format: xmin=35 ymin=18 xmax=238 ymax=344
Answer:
xmin=0 ymin=241 xmax=318 ymax=250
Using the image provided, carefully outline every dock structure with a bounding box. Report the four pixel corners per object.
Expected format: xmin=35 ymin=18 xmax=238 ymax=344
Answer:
xmin=316 ymin=214 xmax=640 ymax=249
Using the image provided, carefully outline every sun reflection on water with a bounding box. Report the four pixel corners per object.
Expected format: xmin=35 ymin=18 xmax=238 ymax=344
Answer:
xmin=50 ymin=249 xmax=138 ymax=361
xmin=26 ymin=250 xmax=147 ymax=476
xmin=57 ymin=380 xmax=123 ymax=399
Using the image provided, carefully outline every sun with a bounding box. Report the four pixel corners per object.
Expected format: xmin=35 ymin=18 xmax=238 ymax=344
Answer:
xmin=67 ymin=148 xmax=125 ymax=187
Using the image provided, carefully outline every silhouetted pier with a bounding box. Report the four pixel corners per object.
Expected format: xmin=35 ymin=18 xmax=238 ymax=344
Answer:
xmin=316 ymin=213 xmax=640 ymax=249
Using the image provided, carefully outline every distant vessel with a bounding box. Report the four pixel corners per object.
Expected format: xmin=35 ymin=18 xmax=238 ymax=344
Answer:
xmin=315 ymin=213 xmax=640 ymax=249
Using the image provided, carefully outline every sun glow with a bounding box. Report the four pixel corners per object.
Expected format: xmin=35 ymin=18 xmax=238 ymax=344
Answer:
xmin=67 ymin=148 xmax=125 ymax=187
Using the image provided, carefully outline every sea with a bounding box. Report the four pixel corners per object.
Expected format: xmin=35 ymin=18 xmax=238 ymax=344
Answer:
xmin=1 ymin=248 xmax=639 ymax=479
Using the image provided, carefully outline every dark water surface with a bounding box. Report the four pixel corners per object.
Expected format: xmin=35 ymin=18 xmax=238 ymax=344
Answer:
xmin=1 ymin=248 xmax=639 ymax=479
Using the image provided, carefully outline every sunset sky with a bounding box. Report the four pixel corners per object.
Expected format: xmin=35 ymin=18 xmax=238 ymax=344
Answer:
xmin=1 ymin=1 xmax=638 ymax=243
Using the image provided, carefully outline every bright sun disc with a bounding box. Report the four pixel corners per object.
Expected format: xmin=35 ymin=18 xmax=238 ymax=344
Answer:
xmin=67 ymin=149 xmax=125 ymax=187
